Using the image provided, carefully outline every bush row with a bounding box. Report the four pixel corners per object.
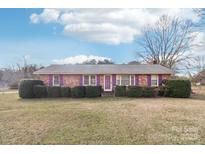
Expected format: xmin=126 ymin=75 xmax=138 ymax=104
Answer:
xmin=19 ymin=79 xmax=44 ymax=98
xmin=164 ymin=80 xmax=191 ymax=98
xmin=115 ymin=86 xmax=156 ymax=97
xmin=19 ymin=80 xmax=102 ymax=98
xmin=115 ymin=80 xmax=191 ymax=98
xmin=19 ymin=79 xmax=191 ymax=99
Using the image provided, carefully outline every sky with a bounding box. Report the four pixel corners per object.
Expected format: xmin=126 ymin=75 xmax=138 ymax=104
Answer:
xmin=0 ymin=8 xmax=205 ymax=68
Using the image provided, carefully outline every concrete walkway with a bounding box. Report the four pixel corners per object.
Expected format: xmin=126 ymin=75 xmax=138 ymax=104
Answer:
xmin=0 ymin=90 xmax=18 ymax=94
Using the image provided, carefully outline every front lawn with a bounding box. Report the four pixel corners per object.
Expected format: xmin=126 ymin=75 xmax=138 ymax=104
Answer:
xmin=0 ymin=92 xmax=205 ymax=144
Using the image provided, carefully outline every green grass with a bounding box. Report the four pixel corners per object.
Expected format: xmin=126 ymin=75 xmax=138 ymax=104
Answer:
xmin=0 ymin=93 xmax=205 ymax=144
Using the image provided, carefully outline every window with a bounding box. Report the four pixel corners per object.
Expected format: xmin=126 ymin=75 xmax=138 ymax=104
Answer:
xmin=121 ymin=75 xmax=130 ymax=86
xmin=83 ymin=75 xmax=96 ymax=86
xmin=116 ymin=75 xmax=135 ymax=86
xmin=53 ymin=75 xmax=60 ymax=86
xmin=151 ymin=75 xmax=158 ymax=86
xmin=83 ymin=75 xmax=89 ymax=85
xmin=90 ymin=75 xmax=96 ymax=85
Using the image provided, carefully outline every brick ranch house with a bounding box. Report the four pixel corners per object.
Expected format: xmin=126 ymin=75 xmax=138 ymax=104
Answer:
xmin=33 ymin=64 xmax=173 ymax=92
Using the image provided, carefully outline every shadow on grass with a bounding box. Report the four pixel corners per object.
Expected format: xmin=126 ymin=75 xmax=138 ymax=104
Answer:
xmin=17 ymin=96 xmax=128 ymax=104
xmin=17 ymin=94 xmax=205 ymax=104
xmin=190 ymin=93 xmax=205 ymax=101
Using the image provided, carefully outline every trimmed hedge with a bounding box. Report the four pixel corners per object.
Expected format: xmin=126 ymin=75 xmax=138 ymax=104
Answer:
xmin=19 ymin=79 xmax=191 ymax=99
xmin=143 ymin=87 xmax=155 ymax=97
xmin=127 ymin=86 xmax=143 ymax=97
xmin=165 ymin=80 xmax=191 ymax=98
xmin=47 ymin=86 xmax=61 ymax=98
xmin=85 ymin=86 xmax=102 ymax=97
xmin=33 ymin=85 xmax=47 ymax=98
xmin=19 ymin=79 xmax=44 ymax=98
xmin=60 ymin=87 xmax=71 ymax=97
xmin=71 ymin=86 xmax=85 ymax=98
xmin=115 ymin=86 xmax=126 ymax=97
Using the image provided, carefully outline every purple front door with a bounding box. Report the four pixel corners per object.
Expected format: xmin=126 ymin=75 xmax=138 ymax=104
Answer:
xmin=104 ymin=75 xmax=112 ymax=91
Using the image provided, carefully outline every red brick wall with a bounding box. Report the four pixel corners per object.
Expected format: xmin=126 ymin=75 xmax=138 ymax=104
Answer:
xmin=138 ymin=74 xmax=171 ymax=86
xmin=99 ymin=75 xmax=104 ymax=89
xmin=62 ymin=75 xmax=81 ymax=88
xmin=138 ymin=75 xmax=148 ymax=86
xmin=39 ymin=75 xmax=49 ymax=86
xmin=39 ymin=74 xmax=171 ymax=88
xmin=39 ymin=74 xmax=81 ymax=87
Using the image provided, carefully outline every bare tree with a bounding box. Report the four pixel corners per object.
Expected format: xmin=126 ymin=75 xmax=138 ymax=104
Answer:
xmin=185 ymin=55 xmax=205 ymax=78
xmin=137 ymin=15 xmax=197 ymax=69
xmin=193 ymin=9 xmax=205 ymax=19
xmin=0 ymin=70 xmax=3 ymax=81
xmin=192 ymin=9 xmax=205 ymax=30
xmin=97 ymin=59 xmax=114 ymax=64
xmin=193 ymin=56 xmax=205 ymax=72
xmin=127 ymin=60 xmax=141 ymax=64
xmin=83 ymin=59 xmax=114 ymax=64
xmin=0 ymin=63 xmax=44 ymax=89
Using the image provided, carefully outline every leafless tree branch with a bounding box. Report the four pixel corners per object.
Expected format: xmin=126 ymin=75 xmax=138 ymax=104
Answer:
xmin=137 ymin=15 xmax=197 ymax=70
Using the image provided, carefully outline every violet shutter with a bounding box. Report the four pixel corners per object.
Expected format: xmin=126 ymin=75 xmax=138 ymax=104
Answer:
xmin=60 ymin=74 xmax=63 ymax=86
xmin=147 ymin=74 xmax=151 ymax=87
xmin=135 ymin=75 xmax=139 ymax=86
xmin=48 ymin=74 xmax=52 ymax=86
xmin=112 ymin=74 xmax=116 ymax=88
xmin=97 ymin=75 xmax=100 ymax=86
xmin=158 ymin=74 xmax=162 ymax=86
xmin=80 ymin=75 xmax=83 ymax=86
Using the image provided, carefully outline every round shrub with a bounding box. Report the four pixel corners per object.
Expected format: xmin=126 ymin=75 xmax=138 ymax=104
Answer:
xmin=19 ymin=79 xmax=44 ymax=98
xmin=85 ymin=86 xmax=102 ymax=97
xmin=115 ymin=86 xmax=126 ymax=97
xmin=33 ymin=85 xmax=47 ymax=98
xmin=165 ymin=80 xmax=191 ymax=98
xmin=143 ymin=87 xmax=155 ymax=97
xmin=71 ymin=86 xmax=85 ymax=98
xmin=61 ymin=87 xmax=71 ymax=97
xmin=127 ymin=86 xmax=143 ymax=97
xmin=47 ymin=86 xmax=61 ymax=98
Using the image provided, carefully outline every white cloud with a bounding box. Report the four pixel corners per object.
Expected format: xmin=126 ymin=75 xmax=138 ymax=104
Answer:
xmin=53 ymin=55 xmax=112 ymax=64
xmin=30 ymin=8 xmax=201 ymax=44
xmin=64 ymin=23 xmax=138 ymax=44
xmin=30 ymin=9 xmax=60 ymax=24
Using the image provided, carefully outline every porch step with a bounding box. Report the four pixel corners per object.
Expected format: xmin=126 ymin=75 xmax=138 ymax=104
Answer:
xmin=102 ymin=91 xmax=114 ymax=97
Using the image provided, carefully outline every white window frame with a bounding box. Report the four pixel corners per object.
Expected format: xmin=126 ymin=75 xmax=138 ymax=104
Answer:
xmin=53 ymin=75 xmax=60 ymax=86
xmin=130 ymin=75 xmax=135 ymax=86
xmin=116 ymin=75 xmax=135 ymax=86
xmin=151 ymin=75 xmax=159 ymax=87
xmin=116 ymin=75 xmax=121 ymax=86
xmin=83 ymin=75 xmax=97 ymax=86
xmin=83 ymin=75 xmax=90 ymax=86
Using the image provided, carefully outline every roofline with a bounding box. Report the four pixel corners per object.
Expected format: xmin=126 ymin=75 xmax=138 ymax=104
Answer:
xmin=33 ymin=64 xmax=174 ymax=75
xmin=48 ymin=64 xmax=165 ymax=66
xmin=34 ymin=72 xmax=174 ymax=75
